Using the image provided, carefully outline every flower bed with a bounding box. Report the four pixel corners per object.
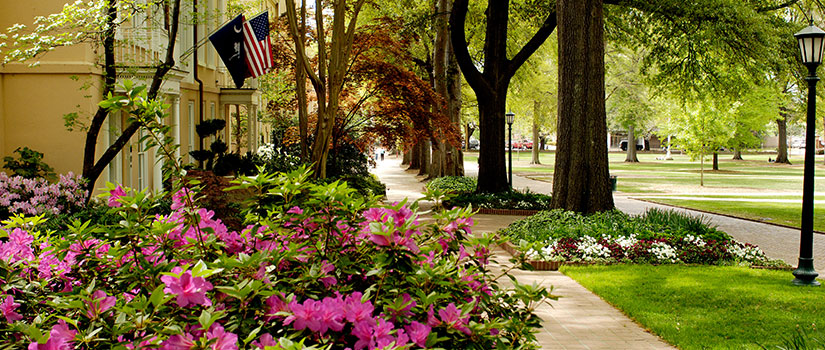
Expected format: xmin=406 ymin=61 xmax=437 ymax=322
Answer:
xmin=502 ymin=208 xmax=782 ymax=266
xmin=0 ymin=172 xmax=87 ymax=219
xmin=0 ymin=168 xmax=549 ymax=349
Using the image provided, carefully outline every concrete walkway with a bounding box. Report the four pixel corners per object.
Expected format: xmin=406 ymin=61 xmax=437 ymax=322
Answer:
xmin=372 ymin=156 xmax=676 ymax=350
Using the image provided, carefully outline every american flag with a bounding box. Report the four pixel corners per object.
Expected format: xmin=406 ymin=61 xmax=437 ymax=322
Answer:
xmin=243 ymin=11 xmax=272 ymax=78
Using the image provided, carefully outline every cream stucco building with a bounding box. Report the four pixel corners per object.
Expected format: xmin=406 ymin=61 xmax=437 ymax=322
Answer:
xmin=0 ymin=0 xmax=286 ymax=192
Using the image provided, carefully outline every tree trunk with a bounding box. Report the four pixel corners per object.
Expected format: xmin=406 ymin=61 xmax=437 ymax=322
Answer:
xmin=712 ymin=151 xmax=719 ymax=170
xmin=625 ymin=124 xmax=638 ymax=162
xmin=418 ymin=140 xmax=431 ymax=176
xmin=429 ymin=141 xmax=445 ymax=178
xmin=476 ymin=96 xmax=509 ymax=192
xmin=732 ymin=149 xmax=743 ymax=160
xmin=82 ymin=0 xmax=182 ymax=198
xmin=531 ymin=100 xmax=541 ymax=164
xmin=700 ymin=151 xmax=704 ymax=186
xmin=402 ymin=147 xmax=411 ymax=165
xmin=295 ymin=0 xmax=309 ymax=162
xmin=408 ymin=142 xmax=421 ymax=169
xmin=775 ymin=110 xmax=791 ymax=164
xmin=450 ymin=0 xmax=556 ymax=193
xmin=551 ymin=0 xmax=614 ymax=213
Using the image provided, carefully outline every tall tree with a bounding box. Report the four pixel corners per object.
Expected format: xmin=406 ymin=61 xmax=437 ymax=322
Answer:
xmin=450 ymin=0 xmax=557 ymax=193
xmin=285 ymin=0 xmax=367 ymax=178
xmin=551 ymin=0 xmax=613 ymax=212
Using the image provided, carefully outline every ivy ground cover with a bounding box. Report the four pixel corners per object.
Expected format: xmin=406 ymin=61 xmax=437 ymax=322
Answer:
xmin=0 ymin=168 xmax=549 ymax=349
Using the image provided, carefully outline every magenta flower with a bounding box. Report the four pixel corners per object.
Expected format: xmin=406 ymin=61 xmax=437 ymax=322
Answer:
xmin=161 ymin=267 xmax=213 ymax=307
xmin=86 ymin=290 xmax=116 ymax=319
xmin=405 ymin=321 xmax=431 ymax=347
xmin=171 ymin=188 xmax=194 ymax=211
xmin=160 ymin=333 xmax=195 ymax=350
xmin=28 ymin=320 xmax=76 ymax=350
xmin=438 ymin=303 xmax=472 ymax=335
xmin=206 ymin=323 xmax=237 ymax=350
xmin=252 ymin=333 xmax=277 ymax=349
xmin=108 ymin=185 xmax=127 ymax=207
xmin=265 ymin=294 xmax=288 ymax=321
xmin=1 ymin=295 xmax=22 ymax=323
xmin=286 ymin=206 xmax=304 ymax=215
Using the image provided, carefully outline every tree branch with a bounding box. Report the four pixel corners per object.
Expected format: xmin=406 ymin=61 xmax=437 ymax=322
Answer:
xmin=757 ymin=0 xmax=801 ymax=12
xmin=450 ymin=0 xmax=492 ymax=97
xmin=507 ymin=12 xmax=557 ymax=78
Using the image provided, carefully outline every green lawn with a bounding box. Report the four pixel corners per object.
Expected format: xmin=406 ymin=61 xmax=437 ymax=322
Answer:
xmin=561 ymin=265 xmax=825 ymax=350
xmin=640 ymin=198 xmax=825 ymax=232
xmin=463 ymin=151 xmax=825 ymax=228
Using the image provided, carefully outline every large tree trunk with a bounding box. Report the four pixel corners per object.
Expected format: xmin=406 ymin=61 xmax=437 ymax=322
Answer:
xmin=408 ymin=142 xmax=421 ymax=170
xmin=429 ymin=141 xmax=445 ymax=178
xmin=476 ymin=96 xmax=509 ymax=192
xmin=402 ymin=147 xmax=411 ymax=165
xmin=732 ymin=149 xmax=743 ymax=160
xmin=531 ymin=100 xmax=541 ymax=164
xmin=775 ymin=111 xmax=791 ymax=164
xmin=625 ymin=125 xmax=638 ymax=162
xmin=418 ymin=140 xmax=431 ymax=176
xmin=295 ymin=0 xmax=309 ymax=162
xmin=551 ymin=0 xmax=614 ymax=213
xmin=712 ymin=152 xmax=719 ymax=170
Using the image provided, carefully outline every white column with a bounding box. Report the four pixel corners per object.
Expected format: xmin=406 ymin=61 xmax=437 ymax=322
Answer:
xmin=247 ymin=103 xmax=255 ymax=152
xmin=172 ymin=96 xmax=181 ymax=159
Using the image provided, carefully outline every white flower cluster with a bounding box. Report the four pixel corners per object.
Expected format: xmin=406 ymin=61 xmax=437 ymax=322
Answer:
xmin=615 ymin=234 xmax=638 ymax=249
xmin=728 ymin=242 xmax=766 ymax=262
xmin=650 ymin=242 xmax=679 ymax=263
xmin=683 ymin=234 xmax=706 ymax=247
xmin=257 ymin=144 xmax=275 ymax=159
xmin=577 ymin=236 xmax=611 ymax=261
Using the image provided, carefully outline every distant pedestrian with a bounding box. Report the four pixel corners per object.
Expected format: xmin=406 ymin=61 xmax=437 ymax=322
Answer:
xmin=380 ymin=149 xmax=385 ymax=161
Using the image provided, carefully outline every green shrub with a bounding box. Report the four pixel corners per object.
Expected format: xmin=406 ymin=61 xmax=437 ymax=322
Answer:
xmin=426 ymin=176 xmax=477 ymax=194
xmin=503 ymin=208 xmax=729 ymax=243
xmin=333 ymin=174 xmax=387 ymax=198
xmin=2 ymin=146 xmax=55 ymax=179
xmin=445 ymin=189 xmax=552 ymax=210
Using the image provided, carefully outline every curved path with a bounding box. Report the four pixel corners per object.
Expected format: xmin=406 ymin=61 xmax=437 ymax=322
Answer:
xmin=372 ymin=155 xmax=676 ymax=350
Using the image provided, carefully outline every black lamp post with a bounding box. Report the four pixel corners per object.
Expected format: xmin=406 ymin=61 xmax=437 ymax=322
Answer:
xmin=793 ymin=23 xmax=825 ymax=287
xmin=506 ymin=111 xmax=515 ymax=190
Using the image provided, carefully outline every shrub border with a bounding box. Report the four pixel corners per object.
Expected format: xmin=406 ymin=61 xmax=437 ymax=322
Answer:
xmin=497 ymin=239 xmax=563 ymax=271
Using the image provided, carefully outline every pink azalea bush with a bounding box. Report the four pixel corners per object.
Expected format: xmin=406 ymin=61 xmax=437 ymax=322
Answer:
xmin=0 ymin=167 xmax=548 ymax=349
xmin=0 ymin=172 xmax=87 ymax=218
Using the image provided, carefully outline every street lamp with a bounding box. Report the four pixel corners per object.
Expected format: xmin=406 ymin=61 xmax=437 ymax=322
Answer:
xmin=506 ymin=111 xmax=515 ymax=190
xmin=792 ymin=23 xmax=825 ymax=286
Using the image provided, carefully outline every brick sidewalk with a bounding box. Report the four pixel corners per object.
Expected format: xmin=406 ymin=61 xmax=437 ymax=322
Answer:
xmin=371 ymin=156 xmax=676 ymax=350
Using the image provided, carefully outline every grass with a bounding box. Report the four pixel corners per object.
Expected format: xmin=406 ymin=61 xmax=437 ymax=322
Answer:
xmin=463 ymin=151 xmax=825 ymax=228
xmin=641 ymin=198 xmax=825 ymax=232
xmin=561 ymin=264 xmax=825 ymax=350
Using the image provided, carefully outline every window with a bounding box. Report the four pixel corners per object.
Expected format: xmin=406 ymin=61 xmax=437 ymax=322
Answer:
xmin=107 ymin=114 xmax=123 ymax=184
xmin=137 ymin=130 xmax=148 ymax=190
xmin=188 ymin=101 xmax=195 ymax=162
xmin=210 ymin=102 xmax=216 ymax=120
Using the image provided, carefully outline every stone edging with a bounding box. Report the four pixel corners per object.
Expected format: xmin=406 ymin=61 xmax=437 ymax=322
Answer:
xmin=477 ymin=208 xmax=540 ymax=216
xmin=497 ymin=239 xmax=563 ymax=271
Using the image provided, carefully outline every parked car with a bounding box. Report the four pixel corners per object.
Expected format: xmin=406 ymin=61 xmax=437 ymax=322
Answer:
xmin=469 ymin=138 xmax=479 ymax=150
xmin=620 ymin=139 xmax=649 ymax=151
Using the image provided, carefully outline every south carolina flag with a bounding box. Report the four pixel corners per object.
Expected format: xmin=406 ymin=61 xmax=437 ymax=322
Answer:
xmin=243 ymin=11 xmax=273 ymax=78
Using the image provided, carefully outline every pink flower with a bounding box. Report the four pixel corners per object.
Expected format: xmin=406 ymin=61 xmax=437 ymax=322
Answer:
xmin=28 ymin=320 xmax=76 ymax=350
xmin=161 ymin=267 xmax=213 ymax=307
xmin=160 ymin=333 xmax=195 ymax=350
xmin=108 ymin=185 xmax=127 ymax=207
xmin=405 ymin=321 xmax=430 ymax=347
xmin=86 ymin=290 xmax=116 ymax=319
xmin=251 ymin=333 xmax=276 ymax=349
xmin=438 ymin=303 xmax=472 ymax=335
xmin=171 ymin=187 xmax=195 ymax=211
xmin=265 ymin=294 xmax=288 ymax=321
xmin=206 ymin=323 xmax=237 ymax=350
xmin=286 ymin=206 xmax=304 ymax=215
xmin=1 ymin=295 xmax=23 ymax=323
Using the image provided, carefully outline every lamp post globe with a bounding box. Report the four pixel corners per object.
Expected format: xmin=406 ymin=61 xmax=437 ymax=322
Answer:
xmin=793 ymin=23 xmax=825 ymax=286
xmin=506 ymin=111 xmax=515 ymax=190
